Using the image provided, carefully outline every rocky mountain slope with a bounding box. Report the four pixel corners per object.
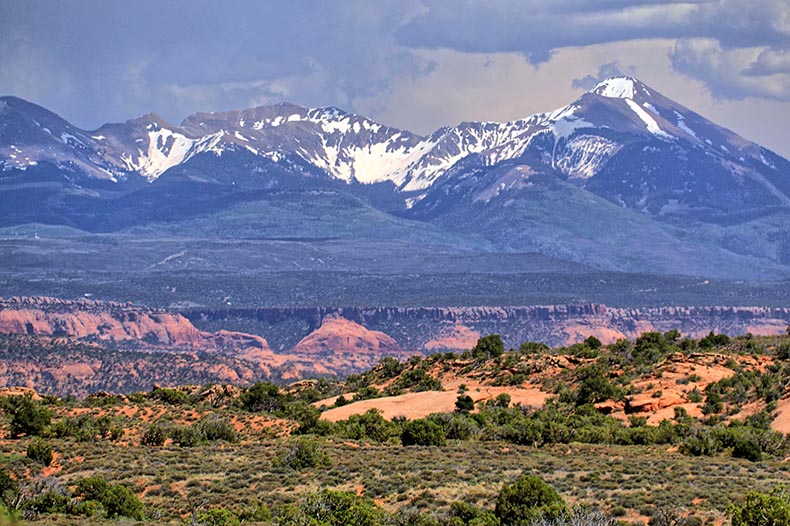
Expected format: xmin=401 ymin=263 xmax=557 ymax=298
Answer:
xmin=3 ymin=77 xmax=790 ymax=279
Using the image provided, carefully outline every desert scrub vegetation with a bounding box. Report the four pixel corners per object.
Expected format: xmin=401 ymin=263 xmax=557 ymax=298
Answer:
xmin=0 ymin=437 xmax=787 ymax=524
xmin=0 ymin=330 xmax=789 ymax=524
xmin=13 ymin=474 xmax=144 ymax=521
xmin=275 ymin=437 xmax=329 ymax=470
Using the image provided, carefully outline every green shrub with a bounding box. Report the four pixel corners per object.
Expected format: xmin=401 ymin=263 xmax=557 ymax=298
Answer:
xmin=293 ymin=490 xmax=387 ymax=526
xmin=26 ymin=439 xmax=53 ymax=466
xmin=276 ymin=438 xmax=329 ymax=470
xmin=584 ymin=335 xmax=603 ymax=350
xmin=632 ymin=332 xmax=674 ymax=366
xmin=240 ymin=381 xmax=284 ymax=412
xmin=472 ymin=335 xmax=505 ymax=360
xmin=495 ymin=475 xmax=567 ymax=525
xmin=702 ymin=391 xmax=723 ymax=415
xmin=429 ymin=413 xmax=480 ymax=441
xmin=447 ymin=501 xmax=499 ymax=525
xmin=575 ymin=367 xmax=619 ymax=405
xmin=337 ymin=409 xmax=398 ymax=442
xmin=151 ymin=387 xmax=191 ymax=405
xmin=0 ymin=469 xmax=19 ymax=511
xmin=171 ymin=425 xmax=203 ymax=447
xmin=519 ymin=341 xmax=550 ymax=354
xmin=495 ymin=393 xmax=512 ymax=408
xmin=8 ymin=395 xmax=52 ymax=438
xmin=400 ymin=419 xmax=447 ymax=447
xmin=74 ymin=476 xmax=143 ymax=520
xmin=195 ymin=415 xmax=238 ymax=443
xmin=699 ymin=331 xmax=730 ymax=349
xmin=51 ymin=414 xmax=117 ymax=442
xmin=679 ymin=429 xmax=718 ymax=457
xmin=103 ymin=484 xmax=145 ymax=520
xmin=354 ymin=386 xmax=382 ymax=401
xmin=74 ymin=476 xmax=111 ymax=503
xmin=728 ymin=486 xmax=790 ymax=526
xmin=25 ymin=490 xmax=95 ymax=517
xmin=687 ymin=388 xmax=703 ymax=403
xmin=732 ymin=436 xmax=763 ymax=462
xmin=286 ymin=400 xmax=323 ymax=433
xmin=83 ymin=393 xmax=121 ymax=407
xmin=142 ymin=422 xmax=169 ymax=446
xmin=239 ymin=502 xmax=272 ymax=522
xmin=455 ymin=395 xmax=475 ymax=413
xmin=391 ymin=368 xmax=441 ymax=393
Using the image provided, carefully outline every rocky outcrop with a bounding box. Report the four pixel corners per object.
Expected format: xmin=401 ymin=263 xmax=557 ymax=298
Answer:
xmin=284 ymin=315 xmax=416 ymax=379
xmin=292 ymin=315 xmax=402 ymax=357
xmin=0 ymin=386 xmax=42 ymax=400
xmin=626 ymin=392 xmax=687 ymax=414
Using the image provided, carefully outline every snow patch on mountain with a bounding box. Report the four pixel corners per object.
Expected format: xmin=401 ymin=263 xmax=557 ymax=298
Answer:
xmin=625 ymin=99 xmax=673 ymax=139
xmin=673 ymin=111 xmax=697 ymax=138
xmin=121 ymin=129 xmax=195 ymax=180
xmin=555 ymin=135 xmax=622 ymax=179
xmin=60 ymin=133 xmax=86 ymax=147
xmin=549 ymin=105 xmax=593 ymax=139
xmin=5 ymin=76 xmax=788 ymax=210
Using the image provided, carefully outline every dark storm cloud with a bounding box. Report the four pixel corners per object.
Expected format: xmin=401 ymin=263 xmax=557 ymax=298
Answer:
xmin=670 ymin=39 xmax=790 ymax=101
xmin=396 ymin=1 xmax=705 ymax=58
xmin=0 ymin=0 xmax=788 ymax=132
xmin=398 ymin=0 xmax=790 ymax=100
xmin=0 ymin=0 xmax=430 ymax=128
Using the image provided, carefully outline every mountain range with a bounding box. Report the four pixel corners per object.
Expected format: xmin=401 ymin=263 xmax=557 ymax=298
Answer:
xmin=3 ymin=76 xmax=790 ymax=280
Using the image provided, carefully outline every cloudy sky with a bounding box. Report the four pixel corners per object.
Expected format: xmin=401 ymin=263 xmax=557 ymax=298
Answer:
xmin=2 ymin=0 xmax=789 ymax=155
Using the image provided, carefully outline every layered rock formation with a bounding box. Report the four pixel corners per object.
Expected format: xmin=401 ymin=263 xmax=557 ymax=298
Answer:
xmin=2 ymin=296 xmax=790 ymax=397
xmin=0 ymin=296 xmax=268 ymax=350
xmin=0 ymin=297 xmax=418 ymax=391
xmin=185 ymin=304 xmax=790 ymax=350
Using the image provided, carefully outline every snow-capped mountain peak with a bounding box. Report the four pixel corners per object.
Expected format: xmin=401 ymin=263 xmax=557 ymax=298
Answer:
xmin=589 ymin=76 xmax=651 ymax=100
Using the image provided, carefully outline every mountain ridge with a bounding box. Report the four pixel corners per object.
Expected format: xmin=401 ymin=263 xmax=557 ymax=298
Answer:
xmin=3 ymin=76 xmax=785 ymax=191
xmin=3 ymin=76 xmax=790 ymax=280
